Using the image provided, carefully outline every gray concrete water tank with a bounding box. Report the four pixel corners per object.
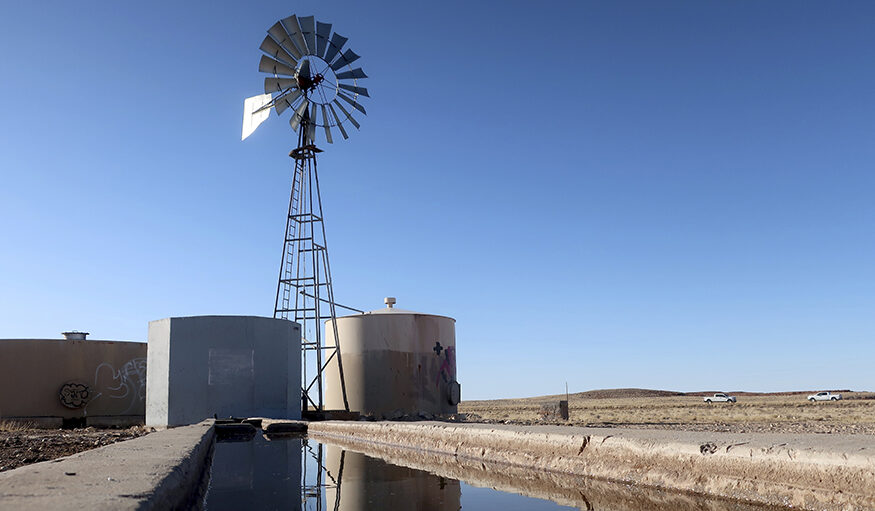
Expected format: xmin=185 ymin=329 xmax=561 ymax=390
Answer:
xmin=324 ymin=298 xmax=459 ymax=418
xmin=146 ymin=315 xmax=301 ymax=427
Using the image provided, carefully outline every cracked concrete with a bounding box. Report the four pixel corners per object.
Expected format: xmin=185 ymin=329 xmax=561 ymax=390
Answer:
xmin=308 ymin=421 xmax=875 ymax=511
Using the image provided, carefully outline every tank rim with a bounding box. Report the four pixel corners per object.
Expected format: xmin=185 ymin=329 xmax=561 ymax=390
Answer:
xmin=332 ymin=311 xmax=456 ymax=322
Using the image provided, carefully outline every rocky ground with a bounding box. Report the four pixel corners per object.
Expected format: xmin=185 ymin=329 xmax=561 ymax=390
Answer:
xmin=0 ymin=425 xmax=149 ymax=473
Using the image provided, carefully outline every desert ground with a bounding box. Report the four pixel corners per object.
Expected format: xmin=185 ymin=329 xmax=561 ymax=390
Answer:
xmin=0 ymin=422 xmax=147 ymax=473
xmin=459 ymin=389 xmax=875 ymax=434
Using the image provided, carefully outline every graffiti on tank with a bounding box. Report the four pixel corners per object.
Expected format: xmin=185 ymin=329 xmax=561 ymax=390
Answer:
xmin=87 ymin=357 xmax=147 ymax=414
xmin=433 ymin=342 xmax=455 ymax=387
xmin=59 ymin=382 xmax=91 ymax=408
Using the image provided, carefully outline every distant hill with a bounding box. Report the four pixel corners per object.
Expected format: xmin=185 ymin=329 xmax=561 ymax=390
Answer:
xmin=465 ymin=388 xmax=684 ymax=405
xmin=463 ymin=388 xmax=858 ymax=404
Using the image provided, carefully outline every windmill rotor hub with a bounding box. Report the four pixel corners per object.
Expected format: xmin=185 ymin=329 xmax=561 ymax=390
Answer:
xmin=299 ymin=73 xmax=325 ymax=95
xmin=295 ymin=56 xmax=330 ymax=96
xmin=294 ymin=56 xmax=338 ymax=105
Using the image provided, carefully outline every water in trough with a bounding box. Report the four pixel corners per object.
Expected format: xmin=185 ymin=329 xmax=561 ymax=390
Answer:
xmin=203 ymin=432 xmax=793 ymax=510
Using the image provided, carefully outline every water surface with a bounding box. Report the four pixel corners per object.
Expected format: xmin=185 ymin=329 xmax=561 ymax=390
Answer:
xmin=203 ymin=432 xmax=792 ymax=510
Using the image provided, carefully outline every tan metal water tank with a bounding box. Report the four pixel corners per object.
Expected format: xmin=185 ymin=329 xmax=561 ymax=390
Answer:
xmin=324 ymin=298 xmax=459 ymax=417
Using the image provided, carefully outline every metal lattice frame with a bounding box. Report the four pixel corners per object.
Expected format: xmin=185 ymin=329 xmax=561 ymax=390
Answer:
xmin=275 ymin=112 xmax=349 ymax=412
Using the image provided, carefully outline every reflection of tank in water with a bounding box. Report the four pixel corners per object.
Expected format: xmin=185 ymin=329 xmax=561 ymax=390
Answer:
xmin=324 ymin=298 xmax=460 ymax=418
xmin=324 ymin=444 xmax=461 ymax=511
xmin=205 ymin=435 xmax=302 ymax=510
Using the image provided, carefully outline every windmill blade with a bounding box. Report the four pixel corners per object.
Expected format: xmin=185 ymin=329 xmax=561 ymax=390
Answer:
xmin=267 ymin=22 xmax=303 ymax=60
xmin=308 ymin=103 xmax=318 ymax=143
xmin=321 ymin=104 xmax=333 ymax=144
xmin=338 ymin=83 xmax=369 ymax=97
xmin=332 ymin=99 xmax=360 ymax=129
xmin=328 ymin=104 xmax=349 ymax=140
xmin=337 ymin=91 xmax=367 ymax=115
xmin=297 ymin=59 xmax=311 ymax=81
xmin=289 ymin=97 xmax=310 ymax=132
xmin=281 ymin=15 xmax=309 ymax=57
xmin=264 ymin=77 xmax=297 ymax=93
xmin=274 ymin=89 xmax=302 ymax=116
xmin=260 ymin=36 xmax=297 ymax=67
xmin=298 ymin=16 xmax=317 ymax=55
xmin=324 ymin=33 xmax=348 ymax=66
xmin=242 ymin=93 xmax=273 ymax=140
xmin=316 ymin=22 xmax=332 ymax=59
xmin=336 ymin=67 xmax=367 ymax=80
xmin=260 ymin=35 xmax=297 ymax=67
xmin=330 ymin=49 xmax=361 ymax=71
xmin=259 ymin=55 xmax=296 ymax=77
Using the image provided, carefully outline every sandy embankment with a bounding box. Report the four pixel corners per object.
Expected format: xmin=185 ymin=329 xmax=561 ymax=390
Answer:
xmin=308 ymin=421 xmax=875 ymax=511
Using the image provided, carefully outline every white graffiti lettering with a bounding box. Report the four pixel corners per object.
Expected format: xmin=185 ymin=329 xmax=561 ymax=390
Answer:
xmin=87 ymin=357 xmax=147 ymax=414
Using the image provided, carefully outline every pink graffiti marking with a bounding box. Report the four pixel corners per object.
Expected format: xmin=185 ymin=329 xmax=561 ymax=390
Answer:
xmin=436 ymin=346 xmax=455 ymax=387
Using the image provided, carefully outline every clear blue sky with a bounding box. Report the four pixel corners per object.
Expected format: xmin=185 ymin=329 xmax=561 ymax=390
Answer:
xmin=1 ymin=1 xmax=873 ymax=399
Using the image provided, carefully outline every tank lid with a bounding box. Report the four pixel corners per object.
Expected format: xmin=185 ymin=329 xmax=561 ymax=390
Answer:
xmin=344 ymin=298 xmax=455 ymax=321
xmin=366 ymin=297 xmax=417 ymax=314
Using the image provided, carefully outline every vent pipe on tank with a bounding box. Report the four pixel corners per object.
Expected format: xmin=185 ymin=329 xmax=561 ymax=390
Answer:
xmin=62 ymin=331 xmax=89 ymax=340
xmin=384 ymin=297 xmax=396 ymax=309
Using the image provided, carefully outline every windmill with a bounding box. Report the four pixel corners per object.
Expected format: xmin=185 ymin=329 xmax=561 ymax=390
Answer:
xmin=241 ymin=14 xmax=369 ymax=414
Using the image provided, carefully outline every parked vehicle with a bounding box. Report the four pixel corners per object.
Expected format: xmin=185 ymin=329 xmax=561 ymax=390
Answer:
xmin=808 ymin=392 xmax=842 ymax=402
xmin=704 ymin=393 xmax=736 ymax=403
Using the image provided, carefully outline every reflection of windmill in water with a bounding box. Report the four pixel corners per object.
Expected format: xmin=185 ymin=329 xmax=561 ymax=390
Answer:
xmin=242 ymin=14 xmax=370 ymax=413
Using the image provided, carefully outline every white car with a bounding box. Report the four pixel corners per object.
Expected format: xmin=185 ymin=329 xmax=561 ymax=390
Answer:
xmin=704 ymin=393 xmax=736 ymax=403
xmin=808 ymin=392 xmax=842 ymax=402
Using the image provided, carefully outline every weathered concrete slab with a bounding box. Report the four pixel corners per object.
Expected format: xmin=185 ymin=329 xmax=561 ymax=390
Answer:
xmin=0 ymin=421 xmax=214 ymax=510
xmin=308 ymin=421 xmax=875 ymax=511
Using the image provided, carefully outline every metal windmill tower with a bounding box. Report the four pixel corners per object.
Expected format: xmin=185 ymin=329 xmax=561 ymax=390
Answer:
xmin=242 ymin=14 xmax=369 ymax=413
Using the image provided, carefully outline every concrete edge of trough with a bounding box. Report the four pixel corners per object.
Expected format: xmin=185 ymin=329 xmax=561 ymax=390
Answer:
xmin=0 ymin=420 xmax=215 ymax=510
xmin=307 ymin=420 xmax=875 ymax=511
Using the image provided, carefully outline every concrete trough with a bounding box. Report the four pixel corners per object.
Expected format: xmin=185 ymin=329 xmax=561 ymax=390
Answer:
xmin=0 ymin=421 xmax=214 ymax=510
xmin=308 ymin=421 xmax=875 ymax=511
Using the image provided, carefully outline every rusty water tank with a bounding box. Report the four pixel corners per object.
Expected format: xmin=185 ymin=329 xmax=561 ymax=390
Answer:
xmin=324 ymin=298 xmax=459 ymax=417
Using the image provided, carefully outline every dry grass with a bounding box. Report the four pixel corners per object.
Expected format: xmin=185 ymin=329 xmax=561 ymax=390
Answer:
xmin=460 ymin=391 xmax=875 ymax=430
xmin=0 ymin=420 xmax=32 ymax=433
